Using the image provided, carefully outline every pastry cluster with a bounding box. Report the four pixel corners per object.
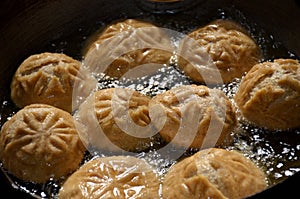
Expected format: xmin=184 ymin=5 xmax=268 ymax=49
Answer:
xmin=1 ymin=17 xmax=299 ymax=198
xmin=57 ymin=148 xmax=267 ymax=199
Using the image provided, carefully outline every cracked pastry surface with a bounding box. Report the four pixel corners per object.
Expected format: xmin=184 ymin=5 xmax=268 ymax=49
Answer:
xmin=162 ymin=148 xmax=267 ymax=199
xmin=148 ymin=84 xmax=237 ymax=149
xmin=234 ymin=58 xmax=300 ymax=130
xmin=58 ymin=156 xmax=160 ymax=199
xmin=177 ymin=19 xmax=261 ymax=84
xmin=0 ymin=104 xmax=86 ymax=183
xmin=10 ymin=52 xmax=94 ymax=113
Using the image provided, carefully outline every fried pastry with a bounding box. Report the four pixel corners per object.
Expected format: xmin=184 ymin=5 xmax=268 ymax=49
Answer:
xmin=10 ymin=52 xmax=95 ymax=113
xmin=162 ymin=148 xmax=267 ymax=199
xmin=84 ymin=19 xmax=174 ymax=79
xmin=58 ymin=156 xmax=160 ymax=199
xmin=0 ymin=104 xmax=86 ymax=183
xmin=177 ymin=19 xmax=261 ymax=84
xmin=234 ymin=58 xmax=300 ymax=130
xmin=149 ymin=84 xmax=237 ymax=149
xmin=75 ymin=87 xmax=157 ymax=152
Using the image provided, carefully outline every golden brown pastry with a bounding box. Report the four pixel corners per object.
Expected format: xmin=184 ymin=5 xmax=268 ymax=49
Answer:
xmin=58 ymin=156 xmax=160 ymax=199
xmin=10 ymin=52 xmax=95 ymax=113
xmin=177 ymin=19 xmax=261 ymax=84
xmin=75 ymin=87 xmax=158 ymax=152
xmin=148 ymin=84 xmax=237 ymax=149
xmin=162 ymin=148 xmax=267 ymax=199
xmin=84 ymin=19 xmax=174 ymax=79
xmin=234 ymin=58 xmax=300 ymax=130
xmin=0 ymin=104 xmax=86 ymax=183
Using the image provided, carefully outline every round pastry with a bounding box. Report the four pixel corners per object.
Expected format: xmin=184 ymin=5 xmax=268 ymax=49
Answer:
xmin=58 ymin=156 xmax=160 ymax=199
xmin=162 ymin=148 xmax=267 ymax=199
xmin=148 ymin=84 xmax=237 ymax=149
xmin=75 ymin=87 xmax=158 ymax=152
xmin=84 ymin=19 xmax=174 ymax=79
xmin=177 ymin=19 xmax=261 ymax=84
xmin=0 ymin=104 xmax=86 ymax=183
xmin=234 ymin=58 xmax=300 ymax=130
xmin=10 ymin=52 xmax=95 ymax=113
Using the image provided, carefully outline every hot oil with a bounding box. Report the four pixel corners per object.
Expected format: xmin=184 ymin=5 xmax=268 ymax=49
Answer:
xmin=0 ymin=6 xmax=299 ymax=198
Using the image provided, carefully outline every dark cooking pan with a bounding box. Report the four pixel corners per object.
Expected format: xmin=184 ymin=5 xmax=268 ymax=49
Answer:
xmin=0 ymin=0 xmax=299 ymax=198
